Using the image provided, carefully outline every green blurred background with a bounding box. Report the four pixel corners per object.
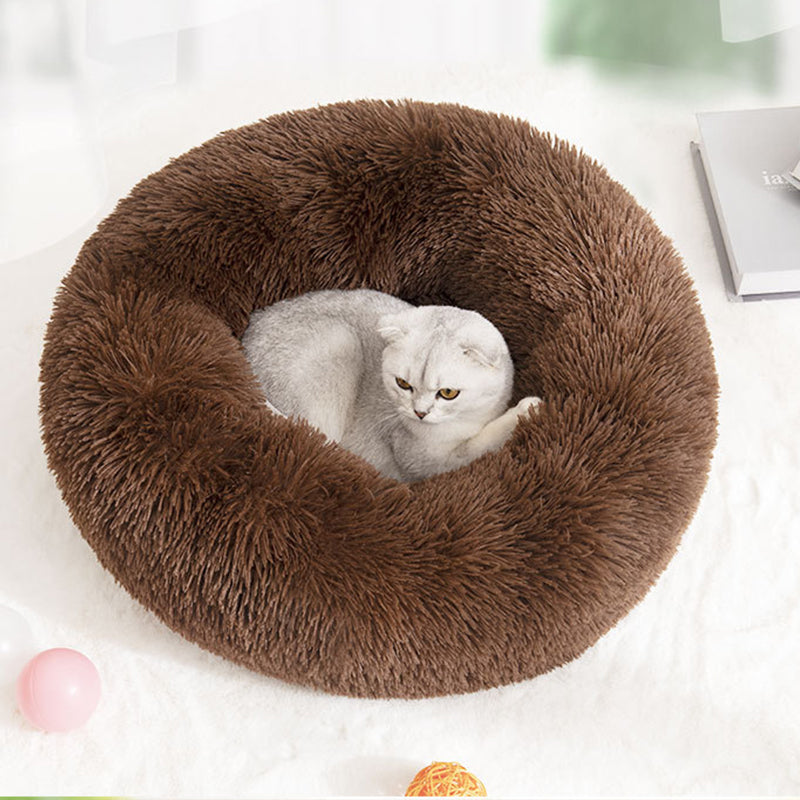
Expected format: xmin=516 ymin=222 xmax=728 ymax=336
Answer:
xmin=545 ymin=0 xmax=776 ymax=89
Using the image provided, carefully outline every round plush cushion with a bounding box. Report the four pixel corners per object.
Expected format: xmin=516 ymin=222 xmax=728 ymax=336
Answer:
xmin=39 ymin=100 xmax=717 ymax=698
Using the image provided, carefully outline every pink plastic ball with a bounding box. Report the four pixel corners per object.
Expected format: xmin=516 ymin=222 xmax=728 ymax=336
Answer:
xmin=16 ymin=648 xmax=101 ymax=732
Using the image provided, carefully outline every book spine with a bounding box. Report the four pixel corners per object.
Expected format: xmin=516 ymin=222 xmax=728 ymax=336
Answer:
xmin=693 ymin=140 xmax=745 ymax=295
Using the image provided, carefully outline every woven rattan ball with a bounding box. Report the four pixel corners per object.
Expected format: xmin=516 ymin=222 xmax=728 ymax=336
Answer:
xmin=405 ymin=762 xmax=487 ymax=797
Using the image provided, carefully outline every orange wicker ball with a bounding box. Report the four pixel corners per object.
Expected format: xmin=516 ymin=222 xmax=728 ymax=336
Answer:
xmin=405 ymin=761 xmax=487 ymax=797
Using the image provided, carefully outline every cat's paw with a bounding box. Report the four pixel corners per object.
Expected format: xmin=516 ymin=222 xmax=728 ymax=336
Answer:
xmin=514 ymin=396 xmax=542 ymax=419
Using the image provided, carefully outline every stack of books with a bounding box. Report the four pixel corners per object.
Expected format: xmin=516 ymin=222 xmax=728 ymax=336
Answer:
xmin=692 ymin=106 xmax=800 ymax=301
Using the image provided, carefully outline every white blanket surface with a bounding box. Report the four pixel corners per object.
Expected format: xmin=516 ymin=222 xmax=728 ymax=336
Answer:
xmin=1 ymin=61 xmax=799 ymax=798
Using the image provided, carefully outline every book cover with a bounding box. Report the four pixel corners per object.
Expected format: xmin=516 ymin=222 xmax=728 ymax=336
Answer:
xmin=785 ymin=157 xmax=800 ymax=190
xmin=694 ymin=107 xmax=800 ymax=300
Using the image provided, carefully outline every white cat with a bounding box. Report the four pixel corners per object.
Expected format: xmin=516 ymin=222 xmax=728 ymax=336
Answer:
xmin=241 ymin=289 xmax=541 ymax=482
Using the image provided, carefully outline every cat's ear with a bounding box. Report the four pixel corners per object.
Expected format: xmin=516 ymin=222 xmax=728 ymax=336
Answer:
xmin=461 ymin=343 xmax=500 ymax=369
xmin=378 ymin=313 xmax=408 ymax=344
xmin=458 ymin=318 xmax=506 ymax=368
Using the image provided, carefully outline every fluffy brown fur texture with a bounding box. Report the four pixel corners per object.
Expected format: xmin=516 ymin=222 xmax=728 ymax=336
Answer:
xmin=39 ymin=100 xmax=718 ymax=698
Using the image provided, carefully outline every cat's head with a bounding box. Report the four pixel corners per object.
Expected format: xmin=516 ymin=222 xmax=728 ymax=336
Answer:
xmin=378 ymin=305 xmax=513 ymax=430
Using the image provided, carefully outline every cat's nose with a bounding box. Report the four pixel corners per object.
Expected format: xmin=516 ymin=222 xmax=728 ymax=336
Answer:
xmin=414 ymin=409 xmax=428 ymax=419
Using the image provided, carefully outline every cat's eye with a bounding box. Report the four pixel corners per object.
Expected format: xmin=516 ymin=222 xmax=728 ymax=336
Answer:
xmin=396 ymin=377 xmax=413 ymax=391
xmin=437 ymin=388 xmax=460 ymax=400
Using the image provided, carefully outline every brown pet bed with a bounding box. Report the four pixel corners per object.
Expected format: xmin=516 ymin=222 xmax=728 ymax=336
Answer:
xmin=39 ymin=100 xmax=717 ymax=698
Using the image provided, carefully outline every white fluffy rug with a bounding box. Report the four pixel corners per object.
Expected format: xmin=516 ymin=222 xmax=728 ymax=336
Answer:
xmin=2 ymin=52 xmax=799 ymax=798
